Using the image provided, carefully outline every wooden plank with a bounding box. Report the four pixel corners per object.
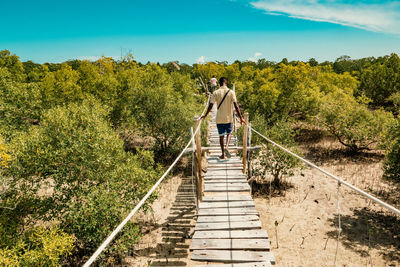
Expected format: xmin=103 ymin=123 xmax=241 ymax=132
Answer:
xmin=203 ymin=179 xmax=247 ymax=183
xmin=191 ymin=250 xmax=275 ymax=264
xmin=192 ymin=229 xmax=268 ymax=239
xmin=194 ymin=220 xmax=261 ymax=231
xmin=199 ymin=201 xmax=255 ymax=209
xmin=204 ymin=186 xmax=250 ymax=192
xmin=204 ymin=174 xmax=244 ymax=178
xmin=202 ymin=195 xmax=253 ymax=202
xmin=207 ymin=168 xmax=243 ymax=171
xmin=204 ymin=175 xmax=247 ymax=179
xmin=207 ymin=158 xmax=241 ymax=163
xmin=196 ymin=215 xmax=259 ymax=223
xmin=190 ymin=238 xmax=270 ymax=251
xmin=194 ymin=262 xmax=271 ymax=267
xmin=208 ymin=163 xmax=243 ymax=166
xmin=204 ymin=179 xmax=248 ymax=183
xmin=204 ymin=183 xmax=250 ymax=188
xmin=198 ymin=207 xmax=258 ymax=216
xmin=204 ymin=182 xmax=249 ymax=186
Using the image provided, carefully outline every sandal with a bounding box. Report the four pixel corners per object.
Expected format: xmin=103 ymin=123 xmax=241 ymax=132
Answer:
xmin=224 ymin=148 xmax=231 ymax=158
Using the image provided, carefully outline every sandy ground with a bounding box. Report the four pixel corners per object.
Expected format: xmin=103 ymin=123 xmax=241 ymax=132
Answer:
xmin=125 ymin=137 xmax=400 ymax=267
xmin=253 ymin=136 xmax=400 ymax=267
xmin=125 ymin=168 xmax=199 ymax=267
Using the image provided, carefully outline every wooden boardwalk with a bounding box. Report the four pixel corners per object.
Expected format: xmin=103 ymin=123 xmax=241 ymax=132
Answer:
xmin=190 ymin=108 xmax=275 ymax=266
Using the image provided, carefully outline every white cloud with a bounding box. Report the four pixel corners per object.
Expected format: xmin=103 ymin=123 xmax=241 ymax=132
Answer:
xmin=77 ymin=55 xmax=120 ymax=61
xmin=250 ymin=0 xmax=400 ymax=35
xmin=197 ymin=55 xmax=206 ymax=64
xmin=78 ymin=56 xmax=101 ymax=61
xmin=248 ymin=52 xmax=263 ymax=62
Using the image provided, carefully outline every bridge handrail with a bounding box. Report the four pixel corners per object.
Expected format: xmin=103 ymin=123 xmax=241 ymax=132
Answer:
xmin=251 ymin=128 xmax=400 ymax=216
xmin=83 ymin=95 xmax=210 ymax=267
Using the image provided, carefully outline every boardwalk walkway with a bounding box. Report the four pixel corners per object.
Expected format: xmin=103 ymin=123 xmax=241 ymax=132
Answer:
xmin=190 ymin=107 xmax=275 ymax=266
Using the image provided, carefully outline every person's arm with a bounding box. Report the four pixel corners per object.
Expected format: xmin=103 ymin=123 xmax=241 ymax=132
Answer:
xmin=201 ymin=103 xmax=214 ymax=120
xmin=234 ymin=102 xmax=246 ymax=125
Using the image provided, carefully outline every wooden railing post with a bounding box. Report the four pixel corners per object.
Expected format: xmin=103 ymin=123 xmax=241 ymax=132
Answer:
xmin=190 ymin=127 xmax=199 ymax=208
xmin=247 ymin=123 xmax=252 ymax=179
xmin=233 ymin=83 xmax=237 ymax=136
xmin=194 ymin=116 xmax=203 ymax=200
xmin=242 ymin=113 xmax=249 ymax=174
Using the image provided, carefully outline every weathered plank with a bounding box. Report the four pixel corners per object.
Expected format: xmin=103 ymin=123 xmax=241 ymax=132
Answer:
xmin=198 ymin=207 xmax=258 ymax=216
xmin=208 ymin=163 xmax=243 ymax=167
xmin=204 ymin=182 xmax=249 ymax=186
xmin=204 ymin=175 xmax=247 ymax=179
xmin=190 ymin=238 xmax=270 ymax=251
xmin=191 ymin=250 xmax=275 ymax=263
xmin=204 ymin=185 xmax=250 ymax=192
xmin=204 ymin=179 xmax=248 ymax=183
xmin=194 ymin=262 xmax=271 ymax=267
xmin=206 ymin=172 xmax=244 ymax=176
xmin=199 ymin=201 xmax=255 ymax=209
xmin=207 ymin=158 xmax=241 ymax=163
xmin=196 ymin=215 xmax=259 ymax=223
xmin=194 ymin=221 xmax=261 ymax=231
xmin=207 ymin=166 xmax=243 ymax=173
xmin=192 ymin=229 xmax=268 ymax=239
xmin=202 ymin=195 xmax=253 ymax=202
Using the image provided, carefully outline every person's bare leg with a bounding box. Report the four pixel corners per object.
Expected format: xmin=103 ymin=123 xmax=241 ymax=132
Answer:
xmin=219 ymin=135 xmax=225 ymax=159
xmin=225 ymin=134 xmax=232 ymax=150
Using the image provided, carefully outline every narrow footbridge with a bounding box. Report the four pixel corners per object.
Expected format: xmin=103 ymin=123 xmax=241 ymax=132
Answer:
xmin=84 ymin=95 xmax=400 ymax=267
xmin=190 ymin=107 xmax=275 ymax=266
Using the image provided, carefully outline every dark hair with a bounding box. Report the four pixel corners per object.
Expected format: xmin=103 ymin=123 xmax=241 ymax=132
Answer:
xmin=219 ymin=77 xmax=228 ymax=86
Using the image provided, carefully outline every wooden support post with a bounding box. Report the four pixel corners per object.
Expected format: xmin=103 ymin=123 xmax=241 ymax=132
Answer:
xmin=190 ymin=127 xmax=199 ymax=209
xmin=233 ymin=83 xmax=237 ymax=136
xmin=194 ymin=117 xmax=203 ymax=200
xmin=248 ymin=123 xmax=252 ymax=180
xmin=242 ymin=113 xmax=249 ymax=174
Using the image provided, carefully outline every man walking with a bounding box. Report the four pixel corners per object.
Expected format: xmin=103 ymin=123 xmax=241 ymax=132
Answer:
xmin=209 ymin=76 xmax=218 ymax=94
xmin=201 ymin=77 xmax=245 ymax=159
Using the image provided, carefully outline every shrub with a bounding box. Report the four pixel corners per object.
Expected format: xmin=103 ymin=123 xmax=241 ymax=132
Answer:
xmin=383 ymin=118 xmax=400 ymax=183
xmin=317 ymin=91 xmax=393 ymax=152
xmin=0 ymin=225 xmax=75 ymax=267
xmin=0 ymin=81 xmax=42 ymax=139
xmin=251 ymin=116 xmax=302 ymax=186
xmin=3 ymin=99 xmax=163 ymax=262
xmin=127 ymin=64 xmax=202 ymax=157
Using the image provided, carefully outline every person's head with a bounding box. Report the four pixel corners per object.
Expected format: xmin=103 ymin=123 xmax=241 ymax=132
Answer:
xmin=219 ymin=77 xmax=228 ymax=87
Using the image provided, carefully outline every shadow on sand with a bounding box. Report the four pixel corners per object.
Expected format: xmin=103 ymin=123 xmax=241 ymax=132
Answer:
xmin=133 ymin=176 xmax=197 ymax=266
xmin=326 ymin=207 xmax=400 ymax=263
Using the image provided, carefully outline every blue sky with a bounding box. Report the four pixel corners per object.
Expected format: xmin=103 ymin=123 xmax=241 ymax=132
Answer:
xmin=1 ymin=0 xmax=400 ymax=63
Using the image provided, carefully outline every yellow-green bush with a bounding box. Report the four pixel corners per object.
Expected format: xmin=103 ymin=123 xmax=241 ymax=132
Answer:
xmin=0 ymin=225 xmax=75 ymax=267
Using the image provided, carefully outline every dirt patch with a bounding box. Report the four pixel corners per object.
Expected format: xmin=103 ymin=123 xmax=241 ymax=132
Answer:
xmin=124 ymin=172 xmax=199 ymax=267
xmin=253 ymin=137 xmax=400 ymax=267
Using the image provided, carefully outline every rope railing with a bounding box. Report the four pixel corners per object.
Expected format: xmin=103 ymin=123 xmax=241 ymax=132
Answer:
xmin=83 ymin=95 xmax=210 ymax=266
xmin=250 ymin=128 xmax=400 ymax=216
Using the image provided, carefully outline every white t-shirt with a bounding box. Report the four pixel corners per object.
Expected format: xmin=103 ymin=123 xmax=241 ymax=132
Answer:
xmin=210 ymin=86 xmax=237 ymax=124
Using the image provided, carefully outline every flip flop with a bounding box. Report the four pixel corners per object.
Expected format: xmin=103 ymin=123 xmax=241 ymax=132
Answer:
xmin=224 ymin=148 xmax=231 ymax=158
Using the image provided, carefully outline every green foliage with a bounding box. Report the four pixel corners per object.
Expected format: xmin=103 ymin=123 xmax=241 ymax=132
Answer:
xmin=359 ymin=53 xmax=400 ymax=106
xmin=252 ymin=116 xmax=302 ymax=185
xmin=2 ymin=48 xmax=400 ymax=265
xmin=127 ymin=64 xmax=201 ymax=157
xmin=235 ymin=63 xmax=359 ymax=124
xmin=0 ymin=50 xmax=26 ymax=82
xmin=0 ymin=225 xmax=75 ymax=267
xmin=317 ymin=91 xmax=394 ymax=152
xmin=3 ymin=99 xmax=162 ymax=262
xmin=0 ymin=81 xmax=42 ymax=138
xmin=41 ymin=64 xmax=82 ymax=107
xmin=383 ymin=118 xmax=400 ymax=183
